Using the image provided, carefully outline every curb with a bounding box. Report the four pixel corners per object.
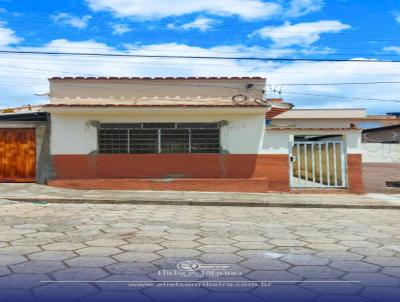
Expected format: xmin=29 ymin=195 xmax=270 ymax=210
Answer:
xmin=8 ymin=198 xmax=400 ymax=209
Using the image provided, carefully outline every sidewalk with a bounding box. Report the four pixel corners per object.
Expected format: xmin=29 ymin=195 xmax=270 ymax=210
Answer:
xmin=1 ymin=183 xmax=399 ymax=209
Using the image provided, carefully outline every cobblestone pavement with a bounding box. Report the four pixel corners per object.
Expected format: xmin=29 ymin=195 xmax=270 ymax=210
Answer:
xmin=0 ymin=201 xmax=399 ymax=301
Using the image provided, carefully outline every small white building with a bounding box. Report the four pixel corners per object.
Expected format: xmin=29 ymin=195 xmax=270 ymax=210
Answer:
xmin=0 ymin=77 xmax=365 ymax=193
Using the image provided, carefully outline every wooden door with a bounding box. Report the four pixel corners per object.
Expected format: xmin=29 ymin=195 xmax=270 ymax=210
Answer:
xmin=0 ymin=129 xmax=36 ymax=182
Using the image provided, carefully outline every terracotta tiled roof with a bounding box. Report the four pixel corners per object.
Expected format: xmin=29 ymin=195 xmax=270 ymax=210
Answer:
xmin=49 ymin=77 xmax=265 ymax=80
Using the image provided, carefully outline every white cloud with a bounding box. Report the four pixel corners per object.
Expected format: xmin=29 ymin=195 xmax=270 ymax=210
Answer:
xmin=0 ymin=22 xmax=22 ymax=46
xmin=167 ymin=17 xmax=216 ymax=31
xmin=392 ymin=11 xmax=400 ymax=23
xmin=286 ymin=0 xmax=324 ymax=17
xmin=112 ymin=24 xmax=133 ymax=35
xmin=0 ymin=40 xmax=398 ymax=114
xmin=52 ymin=13 xmax=92 ymax=29
xmin=253 ymin=21 xmax=350 ymax=47
xmin=86 ymin=0 xmax=281 ymax=20
xmin=383 ymin=46 xmax=400 ymax=54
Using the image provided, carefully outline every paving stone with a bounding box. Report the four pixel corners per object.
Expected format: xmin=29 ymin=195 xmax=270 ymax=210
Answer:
xmin=233 ymin=241 xmax=274 ymax=250
xmin=253 ymin=284 xmax=316 ymax=302
xmin=382 ymin=267 xmax=400 ymax=278
xmin=289 ymin=266 xmax=344 ymax=279
xmin=119 ymin=243 xmax=163 ymax=252
xmin=241 ymin=259 xmax=290 ymax=270
xmin=0 ymin=255 xmax=27 ymax=266
xmin=96 ymin=274 xmax=153 ymax=291
xmin=161 ymin=240 xmax=200 ymax=248
xmin=197 ymin=238 xmax=236 ymax=245
xmin=28 ymin=250 xmax=77 ymax=261
xmin=231 ymin=235 xmax=266 ymax=242
xmin=269 ymin=239 xmax=307 ymax=247
xmin=11 ymin=238 xmax=55 ymax=246
xmin=76 ymin=247 xmax=122 ymax=256
xmin=247 ymin=270 xmax=303 ymax=281
xmin=0 ymin=273 xmax=51 ymax=289
xmin=0 ymin=245 xmax=41 ymax=255
xmin=199 ymin=253 xmax=244 ymax=264
xmin=0 ymin=266 xmax=10 ymax=277
xmin=343 ymin=272 xmax=400 ymax=287
xmin=85 ymin=239 xmax=127 ymax=247
xmin=157 ymin=248 xmax=201 ymax=257
xmin=329 ymin=261 xmax=380 ymax=273
xmin=313 ymin=295 xmax=372 ymax=302
xmin=42 ymin=242 xmax=86 ymax=251
xmin=301 ymin=282 xmax=362 ymax=295
xmin=0 ymin=289 xmax=35 ymax=302
xmin=33 ymin=283 xmax=98 ymax=299
xmin=196 ymin=244 xmax=239 ymax=254
xmin=143 ymin=285 xmax=208 ymax=302
xmin=81 ymin=291 xmax=152 ymax=302
xmin=361 ymin=287 xmax=400 ymax=302
xmin=350 ymin=247 xmax=394 ymax=257
xmin=307 ymin=243 xmax=348 ymax=251
xmin=339 ymin=240 xmax=380 ymax=248
xmin=113 ymin=252 xmax=161 ymax=262
xmin=315 ymin=251 xmax=363 ymax=261
xmin=363 ymin=256 xmax=400 ymax=266
xmin=281 ymin=254 xmax=329 ymax=266
xmin=65 ymin=256 xmax=116 ymax=268
xmin=105 ymin=262 xmax=158 ymax=275
xmin=10 ymin=260 xmax=65 ymax=274
xmin=50 ymin=267 xmax=109 ymax=281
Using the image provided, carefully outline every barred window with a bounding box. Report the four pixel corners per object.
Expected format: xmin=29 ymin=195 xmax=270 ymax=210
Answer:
xmin=98 ymin=123 xmax=220 ymax=154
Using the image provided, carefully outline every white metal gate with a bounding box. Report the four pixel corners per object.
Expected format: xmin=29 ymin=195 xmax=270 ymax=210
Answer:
xmin=289 ymin=141 xmax=347 ymax=188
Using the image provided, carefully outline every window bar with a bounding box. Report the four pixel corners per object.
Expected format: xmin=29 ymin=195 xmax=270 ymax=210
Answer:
xmin=157 ymin=129 xmax=161 ymax=154
xmin=188 ymin=128 xmax=192 ymax=153
xmin=127 ymin=129 xmax=130 ymax=154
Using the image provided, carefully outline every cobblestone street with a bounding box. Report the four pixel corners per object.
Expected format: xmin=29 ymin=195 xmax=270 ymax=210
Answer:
xmin=0 ymin=201 xmax=399 ymax=301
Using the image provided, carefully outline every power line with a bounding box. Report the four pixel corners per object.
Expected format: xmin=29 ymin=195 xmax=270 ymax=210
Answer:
xmin=1 ymin=50 xmax=400 ymax=63
xmin=277 ymin=90 xmax=400 ymax=103
xmin=266 ymin=81 xmax=400 ymax=86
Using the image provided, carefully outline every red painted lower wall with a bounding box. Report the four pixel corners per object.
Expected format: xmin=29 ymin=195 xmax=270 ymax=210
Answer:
xmin=347 ymin=154 xmax=364 ymax=194
xmin=50 ymin=154 xmax=364 ymax=193
xmin=51 ymin=154 xmax=290 ymax=192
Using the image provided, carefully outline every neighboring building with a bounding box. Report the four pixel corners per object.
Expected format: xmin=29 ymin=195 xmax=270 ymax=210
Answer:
xmin=362 ymin=124 xmax=400 ymax=143
xmin=0 ymin=77 xmax=366 ymax=193
xmin=357 ymin=122 xmax=400 ymax=194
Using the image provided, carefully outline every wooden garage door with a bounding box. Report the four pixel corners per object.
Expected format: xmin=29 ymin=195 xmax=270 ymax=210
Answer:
xmin=0 ymin=129 xmax=36 ymax=182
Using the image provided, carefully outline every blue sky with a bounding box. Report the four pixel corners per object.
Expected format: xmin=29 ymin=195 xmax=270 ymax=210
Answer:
xmin=0 ymin=0 xmax=399 ymax=113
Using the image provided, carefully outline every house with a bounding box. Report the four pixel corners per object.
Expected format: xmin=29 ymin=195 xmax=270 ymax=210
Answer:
xmin=354 ymin=119 xmax=400 ymax=194
xmin=0 ymin=77 xmax=365 ymax=193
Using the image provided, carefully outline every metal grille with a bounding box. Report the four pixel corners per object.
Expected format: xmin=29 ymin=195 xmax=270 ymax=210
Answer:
xmin=289 ymin=141 xmax=347 ymax=188
xmin=99 ymin=123 xmax=220 ymax=154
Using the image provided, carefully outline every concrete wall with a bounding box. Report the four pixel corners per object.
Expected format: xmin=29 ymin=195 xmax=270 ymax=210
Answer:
xmin=50 ymin=78 xmax=265 ymax=100
xmin=361 ymin=143 xmax=400 ymax=163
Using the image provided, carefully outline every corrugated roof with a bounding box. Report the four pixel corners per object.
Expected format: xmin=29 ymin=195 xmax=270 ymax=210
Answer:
xmin=49 ymin=76 xmax=265 ymax=80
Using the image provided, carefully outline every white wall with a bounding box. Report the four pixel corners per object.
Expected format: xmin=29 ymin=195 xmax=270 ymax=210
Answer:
xmin=261 ymin=130 xmax=362 ymax=154
xmin=361 ymin=143 xmax=400 ymax=163
xmin=50 ymin=110 xmax=266 ymax=155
